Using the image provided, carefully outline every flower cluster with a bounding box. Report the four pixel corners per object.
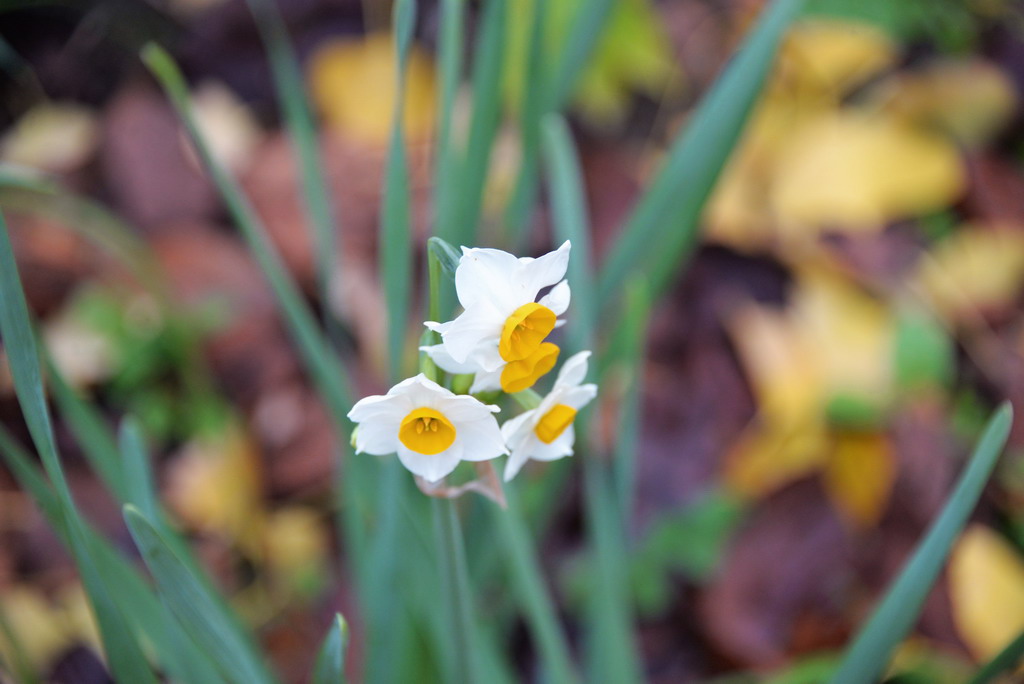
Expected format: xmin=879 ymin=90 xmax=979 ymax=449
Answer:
xmin=348 ymin=241 xmax=597 ymax=487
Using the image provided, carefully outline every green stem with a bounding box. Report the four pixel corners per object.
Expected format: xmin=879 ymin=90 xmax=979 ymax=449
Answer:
xmin=434 ymin=499 xmax=479 ymax=684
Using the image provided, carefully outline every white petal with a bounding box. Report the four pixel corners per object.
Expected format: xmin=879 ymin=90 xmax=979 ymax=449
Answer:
xmin=455 ymin=247 xmax=520 ymax=309
xmin=538 ymin=280 xmax=571 ymax=316
xmin=440 ymin=303 xmax=504 ymax=364
xmin=396 ymin=443 xmax=464 ymax=483
xmin=468 ymin=368 xmax=503 ymax=393
xmin=348 ymin=392 xmax=409 ymax=424
xmin=555 ymin=350 xmax=591 ymax=389
xmin=530 ymin=425 xmax=576 ymax=462
xmin=500 ymin=410 xmax=537 ymax=454
xmin=503 ymin=446 xmax=532 ymax=481
xmin=388 ymin=373 xmax=457 ymax=410
xmin=560 ymin=384 xmax=598 ymax=411
xmin=455 ymin=416 xmax=508 ymax=462
xmin=516 ymin=241 xmax=571 ymax=297
xmin=421 ymin=344 xmax=482 ymax=375
xmin=353 ymin=419 xmax=399 ymax=455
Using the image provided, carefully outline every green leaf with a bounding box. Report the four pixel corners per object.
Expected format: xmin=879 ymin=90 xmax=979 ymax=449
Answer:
xmin=541 ymin=114 xmax=596 ymax=352
xmin=432 ymin=0 xmax=466 ymax=249
xmin=496 ymin=488 xmax=579 ymax=684
xmin=0 ymin=210 xmax=158 ymax=684
xmin=244 ymin=0 xmax=339 ymax=333
xmin=312 ymin=614 xmax=350 ymax=684
xmin=380 ymin=0 xmax=416 ymax=376
xmin=449 ymin=0 xmax=507 ymax=248
xmin=123 ymin=505 xmax=278 ymax=684
xmin=598 ymin=0 xmax=803 ymax=303
xmin=119 ymin=417 xmax=159 ymax=521
xmin=547 ymin=0 xmax=617 ymax=111
xmin=427 ymin=236 xmax=462 ymax=278
xmin=139 ymin=43 xmax=353 ymax=429
xmin=829 ymin=403 xmax=1014 ymax=684
xmin=0 ymin=425 xmax=225 ymax=684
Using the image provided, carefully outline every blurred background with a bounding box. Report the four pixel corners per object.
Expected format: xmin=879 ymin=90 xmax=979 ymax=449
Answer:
xmin=2 ymin=0 xmax=1024 ymax=681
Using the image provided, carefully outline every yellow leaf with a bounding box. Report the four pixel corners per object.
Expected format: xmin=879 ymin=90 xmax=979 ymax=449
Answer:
xmin=771 ymin=112 xmax=965 ymax=232
xmin=0 ymin=103 xmax=98 ymax=173
xmin=725 ymin=418 xmax=830 ymax=499
xmin=0 ymin=586 xmax=73 ymax=671
xmin=166 ymin=422 xmax=265 ymax=550
xmin=777 ymin=20 xmax=897 ymax=101
xmin=308 ymin=32 xmax=436 ymax=144
xmin=914 ymin=225 xmax=1024 ymax=325
xmin=950 ymin=525 xmax=1024 ymax=661
xmin=822 ymin=431 xmax=895 ymax=528
xmin=264 ymin=506 xmax=329 ymax=595
xmin=872 ymin=59 xmax=1017 ymax=148
xmin=793 ymin=268 xmax=894 ymax=407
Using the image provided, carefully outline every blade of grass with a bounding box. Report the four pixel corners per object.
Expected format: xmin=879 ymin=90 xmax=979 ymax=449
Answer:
xmin=546 ymin=0 xmax=616 ymax=112
xmin=432 ymin=0 xmax=465 ymax=237
xmin=829 ymin=402 xmax=1014 ymax=684
xmin=0 ymin=210 xmax=157 ymax=683
xmin=497 ymin=486 xmax=579 ymax=684
xmin=140 ymin=43 xmax=353 ymax=428
xmin=365 ymin=2 xmax=418 ymax=681
xmin=380 ymin=0 xmax=416 ymax=377
xmin=433 ymin=498 xmax=481 ymax=684
xmin=124 ymin=505 xmax=278 ymax=684
xmin=539 ymin=113 xmax=641 ymax=684
xmin=448 ymin=0 xmax=507 ymax=248
xmin=311 ymin=614 xmax=349 ymax=684
xmin=610 ymin=278 xmax=651 ymax=523
xmin=541 ymin=114 xmax=596 ymax=351
xmin=503 ymin=0 xmax=548 ymax=249
xmin=598 ymin=0 xmax=803 ymax=303
xmin=244 ymin=0 xmax=340 ymax=337
xmin=0 ymin=425 xmax=225 ymax=684
xmin=967 ymin=627 xmax=1024 ymax=684
xmin=0 ymin=600 xmax=40 ymax=684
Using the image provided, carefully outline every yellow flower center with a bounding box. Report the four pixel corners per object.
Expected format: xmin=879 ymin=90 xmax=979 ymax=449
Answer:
xmin=534 ymin=404 xmax=577 ymax=444
xmin=398 ymin=408 xmax=456 ymax=455
xmin=499 ymin=302 xmax=557 ymax=361
xmin=501 ymin=342 xmax=559 ymax=393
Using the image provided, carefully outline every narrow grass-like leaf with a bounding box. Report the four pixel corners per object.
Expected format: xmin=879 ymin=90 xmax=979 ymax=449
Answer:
xmin=968 ymin=627 xmax=1024 ymax=684
xmin=448 ymin=0 xmax=507 ymax=248
xmin=598 ymin=0 xmax=803 ymax=302
xmin=427 ymin=236 xmax=461 ymax=277
xmin=546 ymin=0 xmax=616 ymax=112
xmin=140 ymin=44 xmax=353 ymax=427
xmin=44 ymin=352 xmax=127 ymax=500
xmin=0 ymin=426 xmax=225 ymax=684
xmin=434 ymin=499 xmax=481 ymax=684
xmin=380 ymin=0 xmax=416 ymax=376
xmin=503 ymin=0 xmax=548 ymax=248
xmin=0 ymin=211 xmax=157 ymax=683
xmin=312 ymin=614 xmax=350 ymax=684
xmin=124 ymin=505 xmax=278 ymax=684
xmin=829 ymin=403 xmax=1013 ymax=684
xmin=610 ymin=278 xmax=651 ymax=522
xmin=432 ymin=0 xmax=466 ymax=237
xmin=541 ymin=115 xmax=596 ymax=351
xmin=0 ymin=176 xmax=165 ymax=294
xmin=119 ymin=417 xmax=159 ymax=521
xmin=497 ymin=488 xmax=579 ymax=684
xmin=245 ymin=0 xmax=340 ymax=334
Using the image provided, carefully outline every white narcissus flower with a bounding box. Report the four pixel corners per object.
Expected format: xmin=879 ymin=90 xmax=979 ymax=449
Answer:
xmin=347 ymin=374 xmax=507 ymax=483
xmin=424 ymin=241 xmax=571 ymax=393
xmin=501 ymin=351 xmax=598 ymax=481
